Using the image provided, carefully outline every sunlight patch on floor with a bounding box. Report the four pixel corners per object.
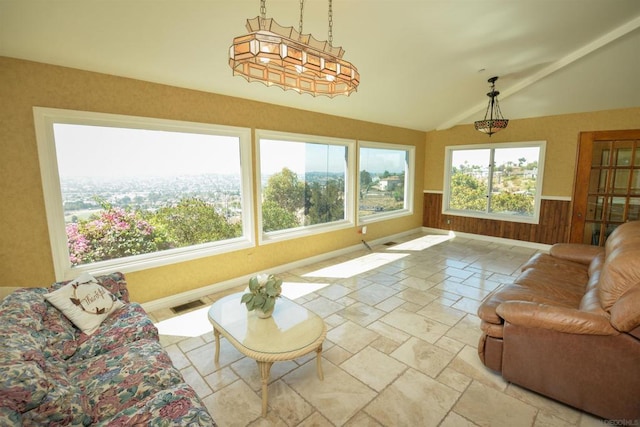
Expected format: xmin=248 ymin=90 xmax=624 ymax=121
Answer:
xmin=155 ymin=281 xmax=330 ymax=338
xmin=156 ymin=306 xmax=211 ymax=338
xmin=303 ymin=252 xmax=408 ymax=279
xmin=386 ymin=233 xmax=453 ymax=251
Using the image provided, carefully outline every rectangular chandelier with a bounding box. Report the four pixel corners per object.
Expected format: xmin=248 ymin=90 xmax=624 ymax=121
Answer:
xmin=229 ymin=1 xmax=359 ymax=98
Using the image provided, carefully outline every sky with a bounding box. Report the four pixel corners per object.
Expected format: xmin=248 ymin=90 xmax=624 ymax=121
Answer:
xmin=53 ymin=123 xmax=409 ymax=179
xmin=53 ymin=123 xmax=241 ymax=177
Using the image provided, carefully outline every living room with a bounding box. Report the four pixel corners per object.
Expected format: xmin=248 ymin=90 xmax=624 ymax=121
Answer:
xmin=1 ymin=1 xmax=640 ymax=425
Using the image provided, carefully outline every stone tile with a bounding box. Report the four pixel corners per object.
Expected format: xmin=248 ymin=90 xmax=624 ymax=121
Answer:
xmin=177 ymin=335 xmax=207 ymax=353
xmin=267 ymin=380 xmax=314 ymax=426
xmin=380 ymin=309 xmax=450 ymax=344
xmin=390 ymin=336 xmax=456 ymax=378
xmin=446 ymin=314 xmax=482 ymax=347
xmin=506 ymin=383 xmax=582 ymax=425
xmin=316 ymin=283 xmax=352 ymax=300
xmin=180 ymin=365 xmax=212 ymax=398
xmin=296 ymin=411 xmax=333 ymax=426
xmin=326 ymin=321 xmax=379 ymax=353
xmin=366 ymin=320 xmax=411 ymax=344
xmin=449 ymin=345 xmax=508 ymax=391
xmin=374 ymin=295 xmax=406 ymax=312
xmin=395 ymin=287 xmax=439 ymax=306
xmin=202 ymin=380 xmax=262 ymax=426
xmin=187 ymin=339 xmax=243 ymax=376
xmin=437 ymin=366 xmax=472 ymax=393
xmin=441 ymin=412 xmax=481 ymax=427
xmin=349 ymin=283 xmax=399 ymax=306
xmin=341 ymin=346 xmax=407 ymax=392
xmin=204 ymin=366 xmax=239 ymax=391
xmin=344 ymin=411 xmax=383 ymax=426
xmin=417 ymin=302 xmax=467 ymax=326
xmin=364 ymin=368 xmax=459 ymax=426
xmin=231 ymin=357 xmax=299 ymax=392
xmin=337 ymin=302 xmax=386 ymax=327
xmin=455 ymin=381 xmax=537 ymax=427
xmin=164 ymin=344 xmax=191 ymax=370
xmin=323 ymin=345 xmax=353 ymax=366
xmin=303 ymin=296 xmax=345 ymax=318
xmin=284 ymin=360 xmax=377 ymax=426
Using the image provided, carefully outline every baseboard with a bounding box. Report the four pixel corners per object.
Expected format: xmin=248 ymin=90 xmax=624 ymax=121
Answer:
xmin=141 ymin=227 xmax=424 ymax=312
xmin=421 ymin=227 xmax=552 ymax=251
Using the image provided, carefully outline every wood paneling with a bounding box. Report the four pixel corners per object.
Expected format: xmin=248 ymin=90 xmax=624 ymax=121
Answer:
xmin=422 ymin=193 xmax=570 ymax=245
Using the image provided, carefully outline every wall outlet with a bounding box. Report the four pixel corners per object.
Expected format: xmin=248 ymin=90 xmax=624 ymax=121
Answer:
xmin=362 ymin=226 xmax=367 ymax=235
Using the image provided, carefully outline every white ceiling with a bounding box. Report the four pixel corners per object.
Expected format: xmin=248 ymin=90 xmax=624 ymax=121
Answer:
xmin=2 ymin=0 xmax=640 ymax=132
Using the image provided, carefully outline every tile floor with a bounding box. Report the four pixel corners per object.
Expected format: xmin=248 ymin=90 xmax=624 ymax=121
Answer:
xmin=149 ymin=232 xmax=607 ymax=427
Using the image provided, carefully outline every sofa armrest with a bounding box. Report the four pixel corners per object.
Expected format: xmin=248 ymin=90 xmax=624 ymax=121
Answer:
xmin=496 ymin=301 xmax=618 ymax=335
xmin=549 ymin=243 xmax=604 ymax=265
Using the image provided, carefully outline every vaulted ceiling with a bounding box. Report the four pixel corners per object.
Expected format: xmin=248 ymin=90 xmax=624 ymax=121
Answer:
xmin=2 ymin=0 xmax=639 ymax=131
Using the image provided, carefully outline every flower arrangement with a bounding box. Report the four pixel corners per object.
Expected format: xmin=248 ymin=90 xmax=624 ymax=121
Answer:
xmin=240 ymin=274 xmax=283 ymax=314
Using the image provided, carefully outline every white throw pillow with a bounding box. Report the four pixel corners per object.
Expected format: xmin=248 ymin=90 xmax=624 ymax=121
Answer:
xmin=44 ymin=272 xmax=124 ymax=335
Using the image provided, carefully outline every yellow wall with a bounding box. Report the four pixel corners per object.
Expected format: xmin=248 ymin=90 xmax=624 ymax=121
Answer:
xmin=424 ymin=107 xmax=640 ymax=196
xmin=0 ymin=56 xmax=425 ymax=302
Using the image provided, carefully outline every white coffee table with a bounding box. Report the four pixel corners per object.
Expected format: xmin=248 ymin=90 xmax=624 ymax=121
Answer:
xmin=208 ymin=292 xmax=326 ymax=416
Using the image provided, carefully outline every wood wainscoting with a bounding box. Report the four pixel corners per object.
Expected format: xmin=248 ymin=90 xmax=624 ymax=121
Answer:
xmin=422 ymin=193 xmax=571 ymax=245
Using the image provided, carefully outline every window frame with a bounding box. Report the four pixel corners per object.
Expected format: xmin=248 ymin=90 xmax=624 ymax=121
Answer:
xmin=34 ymin=107 xmax=254 ymax=281
xmin=442 ymin=140 xmax=546 ymax=224
xmin=255 ymin=129 xmax=356 ymax=245
xmin=357 ymin=141 xmax=416 ymax=225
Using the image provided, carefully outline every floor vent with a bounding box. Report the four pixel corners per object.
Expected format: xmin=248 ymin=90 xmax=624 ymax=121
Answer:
xmin=383 ymin=241 xmax=397 ymax=246
xmin=171 ymin=299 xmax=206 ymax=314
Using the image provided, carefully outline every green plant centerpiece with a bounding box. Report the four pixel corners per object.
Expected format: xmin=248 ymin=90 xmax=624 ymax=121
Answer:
xmin=241 ymin=274 xmax=283 ymax=317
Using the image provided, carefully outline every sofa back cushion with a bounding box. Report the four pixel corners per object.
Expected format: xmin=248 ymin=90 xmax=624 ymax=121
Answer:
xmin=0 ymin=289 xmax=50 ymax=413
xmin=598 ymin=221 xmax=640 ymax=331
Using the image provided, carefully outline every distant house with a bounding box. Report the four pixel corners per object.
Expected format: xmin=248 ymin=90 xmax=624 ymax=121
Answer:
xmin=379 ymin=176 xmax=403 ymax=191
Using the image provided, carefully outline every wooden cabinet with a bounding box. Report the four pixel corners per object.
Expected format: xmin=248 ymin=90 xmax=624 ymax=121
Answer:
xmin=570 ymin=130 xmax=640 ymax=245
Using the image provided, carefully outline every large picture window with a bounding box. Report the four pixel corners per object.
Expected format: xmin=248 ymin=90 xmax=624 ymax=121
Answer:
xmin=443 ymin=141 xmax=546 ymax=223
xmin=358 ymin=142 xmax=415 ymax=223
xmin=257 ymin=130 xmax=355 ymax=242
xmin=34 ymin=107 xmax=253 ymax=280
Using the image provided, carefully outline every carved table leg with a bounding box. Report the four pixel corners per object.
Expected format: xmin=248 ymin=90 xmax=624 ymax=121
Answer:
xmin=213 ymin=328 xmax=221 ymax=363
xmin=316 ymin=344 xmax=324 ymax=380
xmin=257 ymin=361 xmax=273 ymax=417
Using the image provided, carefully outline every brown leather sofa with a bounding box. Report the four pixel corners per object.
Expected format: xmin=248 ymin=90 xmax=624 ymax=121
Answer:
xmin=477 ymin=220 xmax=640 ymax=421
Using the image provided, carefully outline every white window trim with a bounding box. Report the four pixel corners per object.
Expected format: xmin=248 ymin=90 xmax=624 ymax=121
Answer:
xmin=442 ymin=140 xmax=546 ymax=225
xmin=255 ymin=129 xmax=356 ymax=245
xmin=357 ymin=140 xmax=416 ymax=225
xmin=33 ymin=107 xmax=255 ymax=281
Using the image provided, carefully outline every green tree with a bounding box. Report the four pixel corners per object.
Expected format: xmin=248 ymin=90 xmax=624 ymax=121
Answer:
xmin=263 ymin=168 xmax=305 ymax=214
xmin=306 ymin=180 xmax=344 ymax=225
xmin=359 ymin=170 xmax=372 ymax=199
xmin=490 ymin=192 xmax=534 ymax=215
xmin=262 ymin=200 xmax=299 ymax=232
xmin=151 ymin=197 xmax=241 ymax=247
xmin=449 ymin=172 xmax=487 ymax=211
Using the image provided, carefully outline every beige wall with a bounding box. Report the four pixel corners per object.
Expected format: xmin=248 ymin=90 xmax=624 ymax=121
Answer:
xmin=424 ymin=107 xmax=640 ymax=197
xmin=0 ymin=57 xmax=425 ymax=303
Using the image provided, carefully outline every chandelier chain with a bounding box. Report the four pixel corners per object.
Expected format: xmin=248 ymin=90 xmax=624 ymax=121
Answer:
xmin=260 ymin=0 xmax=266 ymax=19
xmin=299 ymin=0 xmax=305 ymax=35
xmin=328 ymin=0 xmax=333 ymax=45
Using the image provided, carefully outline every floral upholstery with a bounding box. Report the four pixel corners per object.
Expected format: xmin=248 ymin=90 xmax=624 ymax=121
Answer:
xmin=0 ymin=273 xmax=215 ymax=426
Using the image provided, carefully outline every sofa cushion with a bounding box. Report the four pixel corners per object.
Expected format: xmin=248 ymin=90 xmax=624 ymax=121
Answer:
xmin=0 ymin=361 xmax=50 ymax=413
xmin=70 ymin=303 xmax=160 ymax=362
xmin=44 ymin=273 xmax=124 ymax=335
xmin=21 ymin=356 xmax=91 ymax=426
xmin=599 ymin=245 xmax=640 ymax=311
xmin=67 ymin=339 xmax=186 ymax=423
xmin=99 ymin=383 xmax=215 ymax=426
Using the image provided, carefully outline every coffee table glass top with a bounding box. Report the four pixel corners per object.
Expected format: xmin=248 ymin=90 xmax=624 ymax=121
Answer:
xmin=208 ymin=292 xmax=325 ymax=354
